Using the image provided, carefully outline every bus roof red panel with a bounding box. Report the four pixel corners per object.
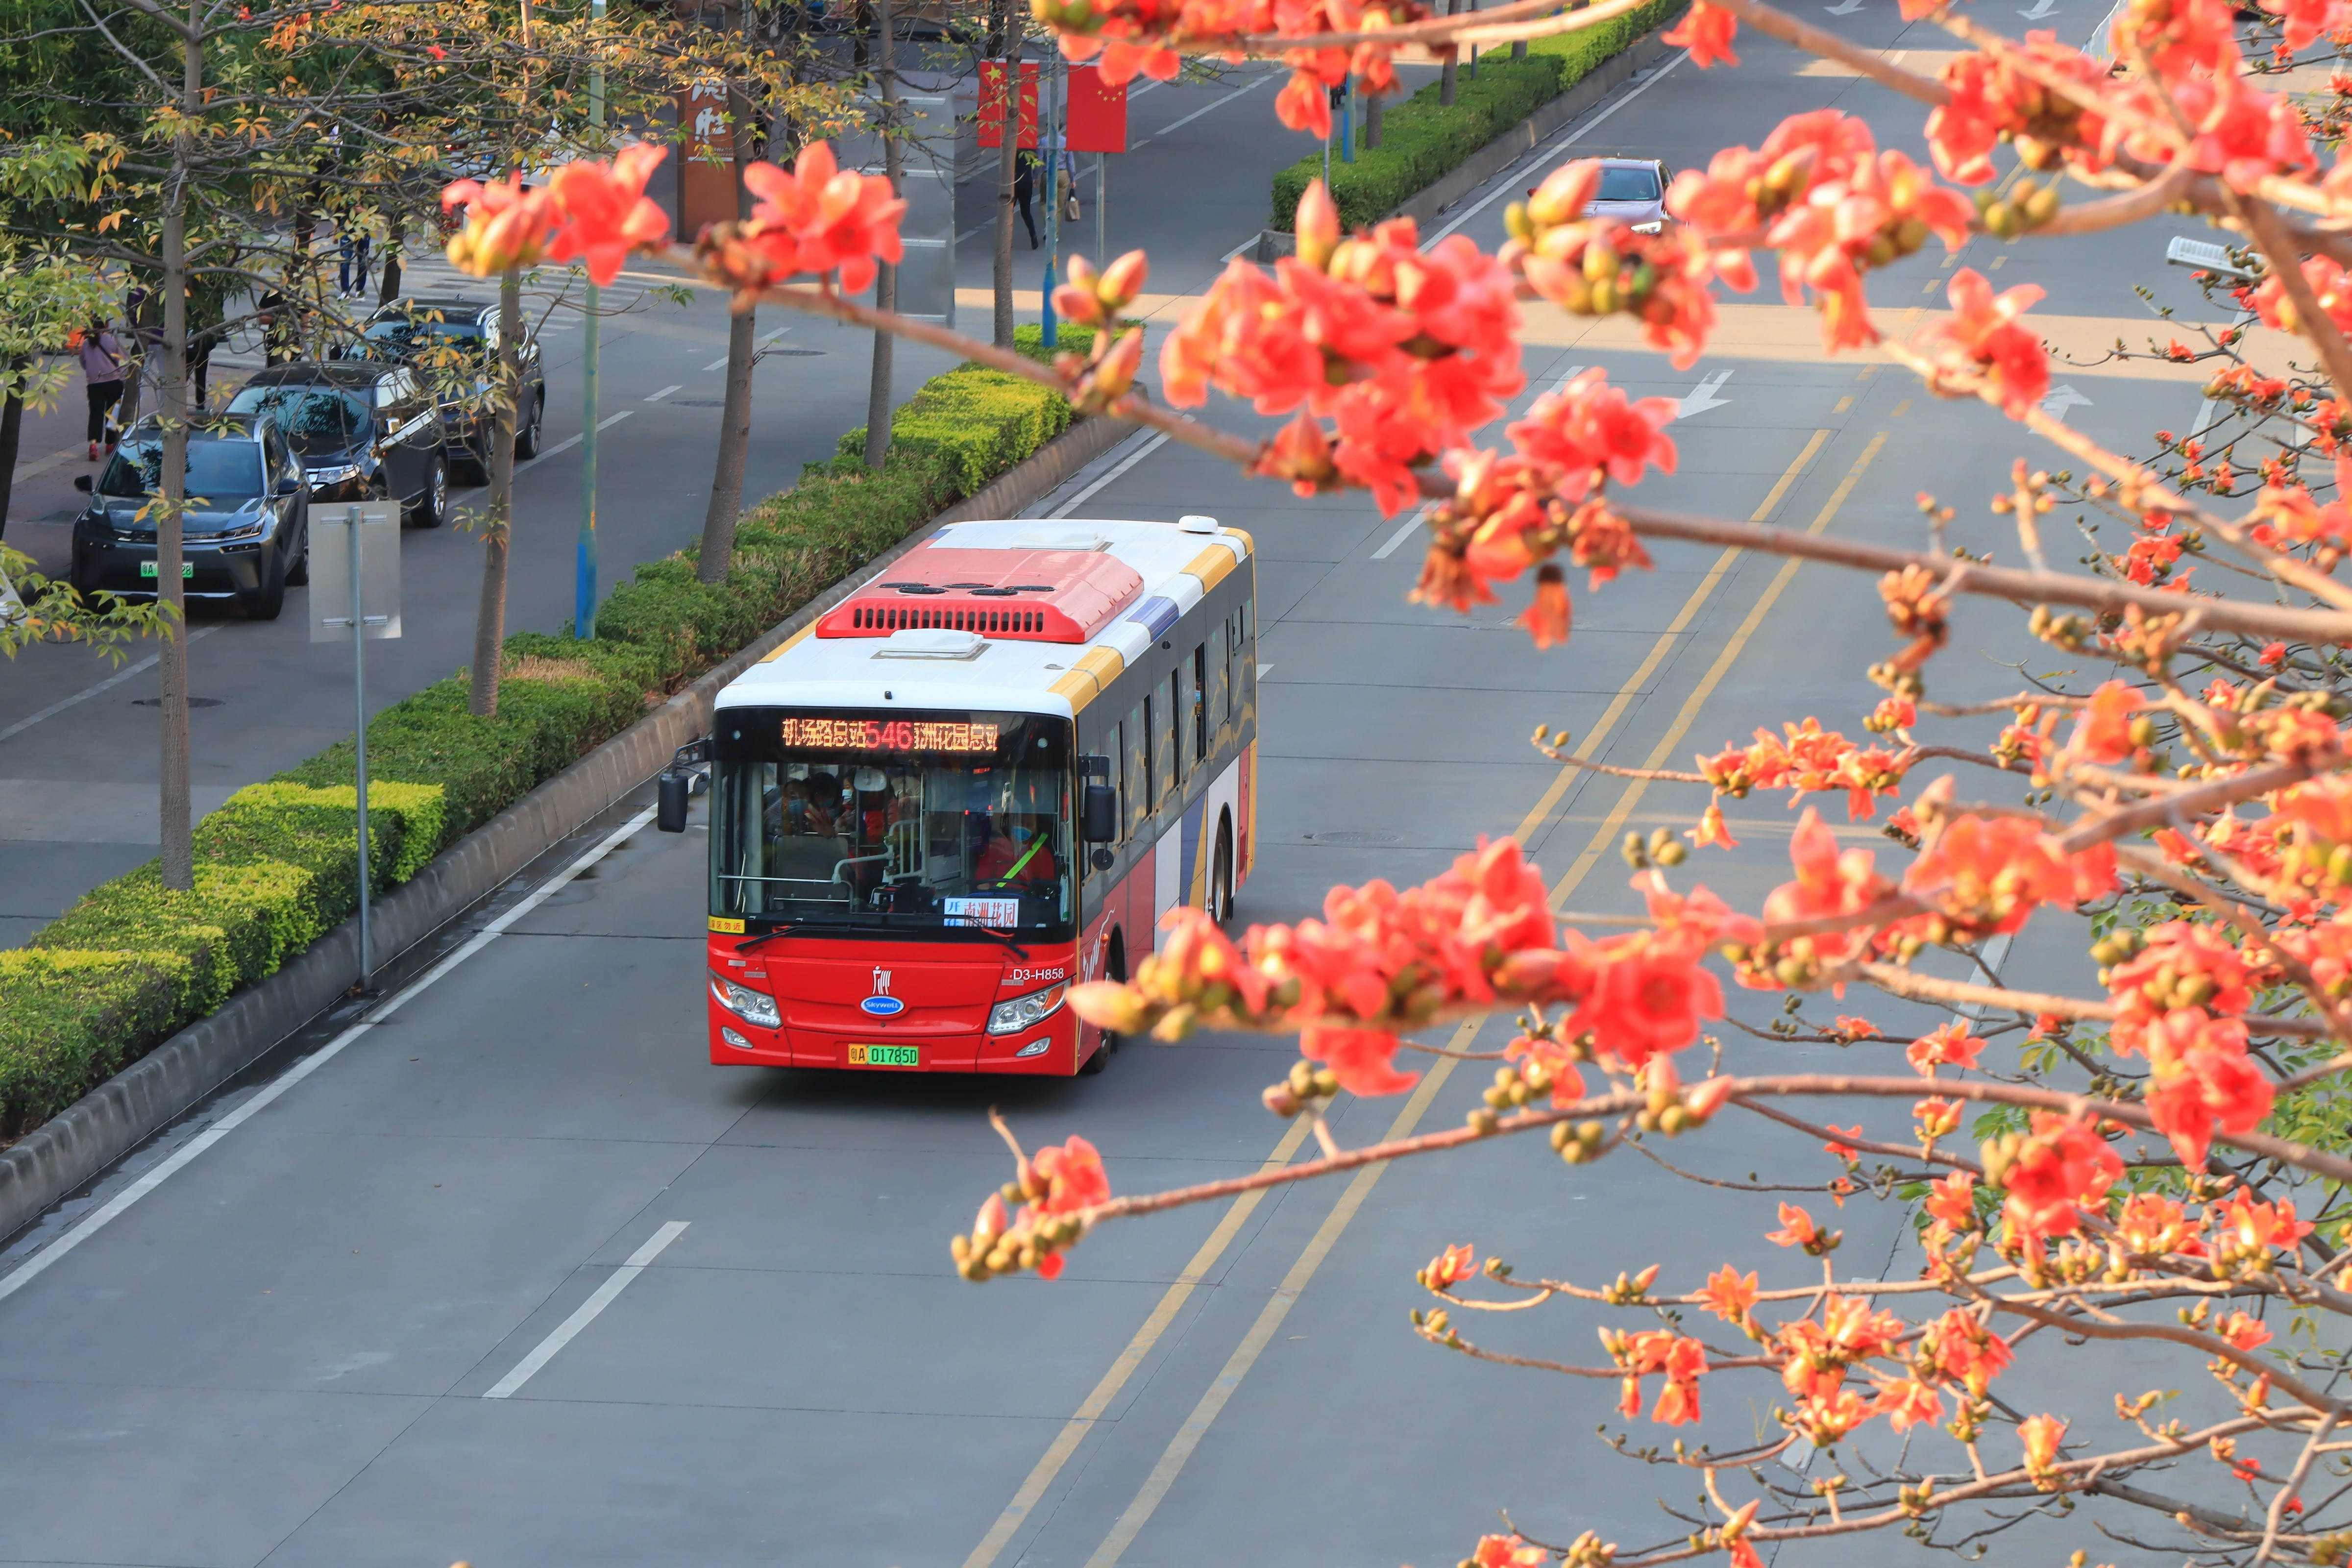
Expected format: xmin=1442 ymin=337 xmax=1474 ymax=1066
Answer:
xmin=816 ymin=545 xmax=1146 ymax=644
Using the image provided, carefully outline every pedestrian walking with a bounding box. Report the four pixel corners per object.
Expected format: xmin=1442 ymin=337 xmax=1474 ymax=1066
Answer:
xmin=78 ymin=317 xmax=126 ymax=462
xmin=337 ymin=230 xmax=371 ymax=299
xmin=1013 ymin=149 xmax=1040 ymax=250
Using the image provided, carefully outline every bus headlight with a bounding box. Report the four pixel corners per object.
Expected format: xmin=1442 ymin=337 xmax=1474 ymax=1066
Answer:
xmin=988 ymin=981 xmax=1067 ymax=1035
xmin=709 ymin=970 xmax=780 ymax=1029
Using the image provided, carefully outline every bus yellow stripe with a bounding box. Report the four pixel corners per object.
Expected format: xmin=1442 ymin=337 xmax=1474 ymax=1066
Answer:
xmin=1049 ymin=646 xmax=1126 ymax=712
xmin=1182 ymin=546 xmax=1236 ymax=592
xmin=759 ymin=621 xmax=819 ymax=662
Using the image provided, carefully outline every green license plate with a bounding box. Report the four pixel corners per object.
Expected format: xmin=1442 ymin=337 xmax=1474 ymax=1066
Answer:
xmin=848 ymin=1043 xmax=921 ymax=1068
xmin=139 ymin=561 xmax=194 ymax=578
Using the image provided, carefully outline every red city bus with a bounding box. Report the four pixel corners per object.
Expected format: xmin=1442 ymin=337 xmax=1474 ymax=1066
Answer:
xmin=663 ymin=516 xmax=1257 ymax=1076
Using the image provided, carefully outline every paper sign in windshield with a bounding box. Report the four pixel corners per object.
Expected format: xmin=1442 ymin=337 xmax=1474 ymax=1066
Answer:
xmin=942 ymin=897 xmax=1020 ymax=929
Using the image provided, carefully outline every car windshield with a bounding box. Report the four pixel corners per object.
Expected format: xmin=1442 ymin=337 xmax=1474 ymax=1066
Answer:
xmin=223 ymin=385 xmax=368 ymax=453
xmin=711 ymin=707 xmax=1076 ymax=942
xmin=1595 ymin=166 xmax=1660 ymax=202
xmin=359 ymin=316 xmax=486 ymax=363
xmin=99 ymin=438 xmax=263 ymax=501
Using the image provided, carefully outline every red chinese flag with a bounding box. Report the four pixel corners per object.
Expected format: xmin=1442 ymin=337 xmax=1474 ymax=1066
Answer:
xmin=978 ymin=61 xmax=1040 ymax=149
xmin=1065 ymin=65 xmax=1129 ymax=153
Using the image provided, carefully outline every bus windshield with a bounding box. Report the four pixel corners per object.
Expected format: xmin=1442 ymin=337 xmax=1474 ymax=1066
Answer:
xmin=711 ymin=707 xmax=1075 ymax=941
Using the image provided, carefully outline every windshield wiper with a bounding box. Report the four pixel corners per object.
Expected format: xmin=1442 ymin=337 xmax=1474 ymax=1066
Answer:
xmin=952 ymin=921 xmax=1030 ymax=960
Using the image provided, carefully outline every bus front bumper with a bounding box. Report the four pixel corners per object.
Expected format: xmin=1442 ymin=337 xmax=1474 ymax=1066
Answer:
xmin=707 ymin=1007 xmax=1094 ymax=1075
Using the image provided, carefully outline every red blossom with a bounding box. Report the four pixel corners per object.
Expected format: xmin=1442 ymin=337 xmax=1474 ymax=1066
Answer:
xmin=541 ymin=145 xmax=672 ymax=286
xmin=1900 ymin=813 xmax=2114 ymax=936
xmin=2070 ymin=679 xmax=2141 ymax=763
xmin=1991 ymin=1111 xmax=2121 ymax=1243
xmin=1663 ymin=0 xmax=1738 ymax=66
xmin=1701 ymin=1265 xmax=1759 ymax=1327
xmin=1425 ymin=1242 xmax=1479 ymax=1288
xmin=737 ymin=140 xmax=907 ymax=294
xmin=1914 ymin=268 xmax=2050 ymax=419
xmin=1924 ymin=1170 xmax=1979 ymax=1232
xmin=1907 ymin=1022 xmax=1985 ymax=1077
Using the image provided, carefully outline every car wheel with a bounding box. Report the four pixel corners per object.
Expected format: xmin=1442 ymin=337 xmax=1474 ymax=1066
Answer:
xmin=242 ymin=547 xmax=288 ymax=621
xmin=285 ymin=520 xmax=309 ymax=585
xmin=514 ymin=391 xmax=543 ymax=459
xmin=405 ymin=455 xmax=447 ymax=528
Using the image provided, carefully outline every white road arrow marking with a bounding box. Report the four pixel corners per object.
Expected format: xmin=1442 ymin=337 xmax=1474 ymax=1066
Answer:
xmin=1823 ymin=0 xmax=1864 ymax=15
xmin=2040 ymin=383 xmax=2093 ymax=421
xmin=1678 ymin=369 xmax=1735 ymax=416
xmin=2017 ymin=0 xmax=2057 ymax=16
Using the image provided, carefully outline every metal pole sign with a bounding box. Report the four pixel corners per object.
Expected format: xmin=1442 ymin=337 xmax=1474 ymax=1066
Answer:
xmin=578 ymin=0 xmax=608 ymax=640
xmin=310 ymin=504 xmax=400 ymax=992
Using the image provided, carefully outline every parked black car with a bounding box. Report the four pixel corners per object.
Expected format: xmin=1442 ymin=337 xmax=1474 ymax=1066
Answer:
xmin=349 ymin=296 xmax=544 ymax=480
xmin=226 ymin=361 xmax=451 ymax=528
xmin=70 ymin=414 xmax=310 ymax=621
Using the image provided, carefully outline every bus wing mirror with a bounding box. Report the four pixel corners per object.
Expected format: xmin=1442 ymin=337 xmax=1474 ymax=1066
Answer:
xmin=657 ymin=738 xmax=710 ymax=832
xmin=1082 ymin=783 xmax=1118 ymax=843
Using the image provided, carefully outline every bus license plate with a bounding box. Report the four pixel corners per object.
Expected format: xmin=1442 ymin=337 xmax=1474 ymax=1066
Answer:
xmin=848 ymin=1044 xmax=920 ymax=1068
xmin=139 ymin=561 xmax=195 ymax=578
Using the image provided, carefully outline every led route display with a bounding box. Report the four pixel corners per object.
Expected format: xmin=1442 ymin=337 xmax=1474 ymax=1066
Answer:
xmin=778 ymin=716 xmax=1001 ymax=753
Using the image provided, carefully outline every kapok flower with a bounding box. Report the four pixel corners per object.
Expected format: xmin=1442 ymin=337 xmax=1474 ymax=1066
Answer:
xmin=737 ymin=140 xmax=907 ymax=294
xmin=1984 ymin=1112 xmax=2120 ymax=1243
xmin=442 ymin=173 xmax=560 ymax=276
xmin=1759 ymin=808 xmax=1897 ymax=964
xmin=1506 ymin=368 xmax=1680 ymax=490
xmin=2069 ymin=679 xmax=2142 ymax=763
xmin=1700 ymin=1265 xmax=1760 ymax=1329
xmin=1663 ymin=0 xmax=1739 ymax=67
xmin=2136 ymin=1008 xmax=2274 ymax=1170
xmin=1907 ymin=1022 xmax=1985 ymax=1077
xmin=1768 ymin=1202 xmax=1839 ymax=1254
xmin=1469 ymin=1534 xmax=1550 ymax=1568
xmin=2114 ymin=1192 xmax=2195 ymax=1257
xmin=1914 ymin=269 xmax=2051 ymax=419
xmin=1924 ymin=1169 xmax=1978 ymax=1233
xmin=1423 ymin=1243 xmax=1479 ymax=1290
xmin=542 ymin=144 xmax=672 ymax=286
xmin=1870 ymin=1375 xmax=1945 ymax=1433
xmin=1917 ymin=1308 xmax=2013 ymax=1396
xmin=2018 ymin=1413 xmax=2067 ymax=1482
xmin=1902 ymin=813 xmax=2114 ymax=936
xmin=1568 ymin=931 xmax=1725 ymax=1071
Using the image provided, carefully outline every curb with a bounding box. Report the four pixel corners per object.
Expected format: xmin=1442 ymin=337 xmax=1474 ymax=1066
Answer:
xmin=1255 ymin=24 xmax=1684 ymax=263
xmin=0 ymin=410 xmax=1138 ymax=1249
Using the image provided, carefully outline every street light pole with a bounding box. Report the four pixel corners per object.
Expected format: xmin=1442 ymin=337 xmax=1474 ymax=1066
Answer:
xmin=1042 ymin=52 xmax=1063 ymax=348
xmin=575 ymin=0 xmax=606 ymax=639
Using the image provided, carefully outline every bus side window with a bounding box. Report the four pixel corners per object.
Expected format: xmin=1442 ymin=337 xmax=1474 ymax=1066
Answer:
xmin=1186 ymin=643 xmax=1207 ymax=765
xmin=1124 ymin=701 xmax=1149 ymax=839
xmin=1208 ymin=620 xmax=1229 ymax=728
xmin=1157 ymin=674 xmax=1180 ymax=802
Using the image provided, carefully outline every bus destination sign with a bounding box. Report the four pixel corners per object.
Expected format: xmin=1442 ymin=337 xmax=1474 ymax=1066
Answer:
xmin=778 ymin=716 xmax=1001 ymax=753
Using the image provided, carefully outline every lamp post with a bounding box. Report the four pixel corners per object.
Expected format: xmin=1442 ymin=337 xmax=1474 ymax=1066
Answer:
xmin=575 ymin=0 xmax=606 ymax=639
xmin=1041 ymin=54 xmax=1064 ymax=348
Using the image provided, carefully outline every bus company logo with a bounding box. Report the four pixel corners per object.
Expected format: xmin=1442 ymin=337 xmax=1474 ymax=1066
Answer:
xmin=861 ymin=968 xmax=905 ymax=1016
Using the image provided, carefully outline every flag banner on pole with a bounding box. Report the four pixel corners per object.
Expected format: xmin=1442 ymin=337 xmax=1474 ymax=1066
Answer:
xmin=1065 ymin=66 xmax=1128 ymax=152
xmin=977 ymin=61 xmax=1040 ymax=148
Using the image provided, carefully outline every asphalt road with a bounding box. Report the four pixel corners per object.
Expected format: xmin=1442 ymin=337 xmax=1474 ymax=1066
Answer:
xmin=0 ymin=12 xmax=2246 ymax=1567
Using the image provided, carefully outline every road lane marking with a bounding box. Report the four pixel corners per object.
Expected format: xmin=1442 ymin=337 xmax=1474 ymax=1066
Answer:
xmin=1370 ymin=506 xmax=1432 ymax=560
xmin=1081 ymin=1020 xmax=1477 ymax=1568
xmin=958 ymin=1117 xmax=1317 ymax=1568
xmin=1508 ymin=426 xmax=1832 ymax=846
xmin=0 ymin=805 xmax=660 ymax=1304
xmin=515 ymin=410 xmax=632 ymax=475
xmin=1050 ymin=431 xmax=1170 ymax=518
xmin=645 ymin=384 xmax=682 ymax=402
xmin=704 ymin=327 xmax=789 ymax=372
xmin=1144 ymin=76 xmax=1267 ymax=144
xmin=0 ymin=625 xmax=224 ymax=746
xmin=483 ymin=1220 xmax=691 ymax=1399
xmin=1430 ymin=51 xmax=1690 ymax=244
xmin=1542 ymin=431 xmax=1888 ymax=903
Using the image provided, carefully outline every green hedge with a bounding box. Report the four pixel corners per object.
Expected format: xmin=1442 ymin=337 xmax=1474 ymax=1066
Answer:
xmin=0 ymin=349 xmax=1079 ymax=1141
xmin=1271 ymin=0 xmax=1690 ymax=233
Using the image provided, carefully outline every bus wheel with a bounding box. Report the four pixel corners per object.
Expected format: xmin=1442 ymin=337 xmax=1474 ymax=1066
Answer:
xmin=1083 ymin=933 xmax=1127 ymax=1071
xmin=1079 ymin=1033 xmax=1111 ymax=1074
xmin=1209 ymin=815 xmax=1235 ymax=927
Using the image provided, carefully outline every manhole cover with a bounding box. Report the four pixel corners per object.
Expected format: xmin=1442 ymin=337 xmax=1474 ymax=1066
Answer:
xmin=1308 ymin=830 xmax=1398 ymax=845
xmin=133 ymin=697 xmax=224 ymax=707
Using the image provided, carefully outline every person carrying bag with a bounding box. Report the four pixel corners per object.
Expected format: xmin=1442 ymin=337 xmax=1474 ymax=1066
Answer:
xmin=78 ymin=318 xmax=126 ymax=462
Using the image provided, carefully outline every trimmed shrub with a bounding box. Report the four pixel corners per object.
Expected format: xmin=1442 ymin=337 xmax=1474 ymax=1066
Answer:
xmin=0 ymin=349 xmax=1091 ymax=1141
xmin=1271 ymin=0 xmax=1690 ymax=232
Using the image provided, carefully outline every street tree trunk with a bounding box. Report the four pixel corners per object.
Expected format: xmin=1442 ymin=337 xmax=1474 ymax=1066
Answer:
xmin=863 ymin=0 xmax=899 ymax=471
xmin=157 ymin=0 xmax=201 ymax=891
xmin=467 ymin=266 xmax=521 ymax=717
xmin=0 ymin=366 xmax=24 ymax=544
xmin=1440 ymin=0 xmax=1460 ymax=105
xmin=696 ymin=13 xmax=761 ymax=586
xmin=992 ymin=11 xmax=1020 ymax=349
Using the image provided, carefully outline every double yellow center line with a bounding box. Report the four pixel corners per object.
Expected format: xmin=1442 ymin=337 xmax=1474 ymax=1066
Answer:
xmin=963 ymin=424 xmax=1887 ymax=1568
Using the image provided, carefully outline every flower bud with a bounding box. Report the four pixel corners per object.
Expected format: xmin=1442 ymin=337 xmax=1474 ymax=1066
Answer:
xmin=1098 ymin=248 xmax=1149 ymax=307
xmin=1295 ymin=179 xmax=1341 ymax=270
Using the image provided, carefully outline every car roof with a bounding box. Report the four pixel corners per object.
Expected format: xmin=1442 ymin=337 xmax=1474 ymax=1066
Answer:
xmin=242 ymin=361 xmax=382 ymax=390
xmin=1590 ymin=156 xmax=1665 ymax=170
xmin=372 ymin=296 xmax=489 ymax=321
xmin=123 ymin=412 xmax=264 ymax=443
